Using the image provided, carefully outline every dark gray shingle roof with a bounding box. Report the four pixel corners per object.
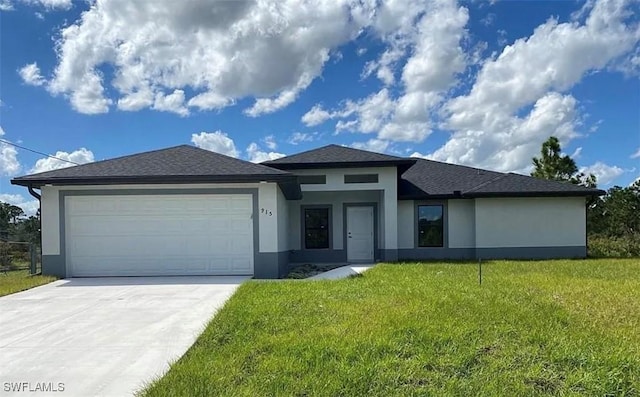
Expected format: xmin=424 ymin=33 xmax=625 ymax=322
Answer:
xmin=400 ymin=158 xmax=604 ymax=198
xmin=263 ymin=144 xmax=415 ymax=169
xmin=465 ymin=172 xmax=604 ymax=196
xmin=12 ymin=143 xmax=604 ymax=199
xmin=12 ymin=145 xmax=293 ymax=187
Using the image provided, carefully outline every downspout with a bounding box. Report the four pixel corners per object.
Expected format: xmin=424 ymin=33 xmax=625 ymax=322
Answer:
xmin=26 ymin=185 xmax=42 ymax=275
xmin=27 ymin=185 xmax=41 ymax=200
xmin=584 ymin=196 xmax=589 ymax=258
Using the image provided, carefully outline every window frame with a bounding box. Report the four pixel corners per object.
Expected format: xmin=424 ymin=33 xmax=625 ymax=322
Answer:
xmin=414 ymin=201 xmax=447 ymax=248
xmin=301 ymin=205 xmax=333 ymax=250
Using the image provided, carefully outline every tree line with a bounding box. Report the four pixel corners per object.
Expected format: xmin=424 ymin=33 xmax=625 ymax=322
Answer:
xmin=0 ymin=203 xmax=40 ymax=245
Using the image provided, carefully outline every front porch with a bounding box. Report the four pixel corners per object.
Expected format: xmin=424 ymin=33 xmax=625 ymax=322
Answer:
xmin=285 ymin=190 xmax=398 ymax=266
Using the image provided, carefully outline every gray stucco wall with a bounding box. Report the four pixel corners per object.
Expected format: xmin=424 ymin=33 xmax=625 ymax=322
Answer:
xmin=255 ymin=252 xmax=290 ymax=278
xmin=42 ymin=254 xmax=66 ymax=278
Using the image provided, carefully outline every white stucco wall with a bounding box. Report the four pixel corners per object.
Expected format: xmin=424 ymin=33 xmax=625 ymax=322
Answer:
xmin=448 ymin=199 xmax=475 ymax=248
xmin=38 ymin=182 xmax=282 ymax=256
xmin=475 ymin=197 xmax=586 ymax=248
xmin=41 ymin=186 xmax=60 ymax=256
xmin=276 ymin=186 xmax=289 ymax=252
xmin=397 ymin=200 xmax=414 ymax=249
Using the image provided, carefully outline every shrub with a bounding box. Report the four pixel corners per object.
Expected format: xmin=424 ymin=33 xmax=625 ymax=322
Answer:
xmin=588 ymin=234 xmax=640 ymax=257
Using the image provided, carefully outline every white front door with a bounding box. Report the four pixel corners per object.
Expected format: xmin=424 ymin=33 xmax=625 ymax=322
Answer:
xmin=346 ymin=206 xmax=374 ymax=262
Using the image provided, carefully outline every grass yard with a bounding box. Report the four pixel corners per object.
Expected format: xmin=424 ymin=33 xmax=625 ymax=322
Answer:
xmin=0 ymin=270 xmax=57 ymax=297
xmin=142 ymin=259 xmax=640 ymax=396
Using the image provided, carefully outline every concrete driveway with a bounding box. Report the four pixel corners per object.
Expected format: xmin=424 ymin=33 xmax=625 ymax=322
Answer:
xmin=0 ymin=276 xmax=249 ymax=397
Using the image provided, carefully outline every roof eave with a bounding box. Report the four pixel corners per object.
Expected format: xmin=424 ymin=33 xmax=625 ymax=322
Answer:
xmin=398 ymin=194 xmax=460 ymax=200
xmin=265 ymin=159 xmax=417 ymax=170
xmin=464 ymin=190 xmax=606 ymax=198
xmin=399 ymin=189 xmax=605 ymax=200
xmin=11 ymin=174 xmax=295 ymax=188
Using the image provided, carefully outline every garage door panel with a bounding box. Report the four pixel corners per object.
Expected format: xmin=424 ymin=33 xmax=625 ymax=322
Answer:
xmin=184 ymin=234 xmax=209 ymax=247
xmin=208 ymin=239 xmax=230 ymax=252
xmin=230 ymin=257 xmax=253 ymax=272
xmin=208 ymin=197 xmax=231 ymax=210
xmin=209 ymin=259 xmax=231 ymax=272
xmin=231 ymin=238 xmax=252 ymax=252
xmin=66 ymin=194 xmax=254 ymax=276
xmin=70 ymin=235 xmax=179 ymax=256
xmin=208 ymin=219 xmax=231 ymax=232
xmin=230 ymin=197 xmax=252 ymax=210
xmin=70 ymin=218 xmax=182 ymax=236
xmin=229 ymin=218 xmax=251 ymax=232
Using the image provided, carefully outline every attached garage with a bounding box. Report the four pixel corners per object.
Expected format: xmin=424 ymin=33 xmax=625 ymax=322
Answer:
xmin=65 ymin=194 xmax=254 ymax=277
xmin=11 ymin=145 xmax=301 ymax=279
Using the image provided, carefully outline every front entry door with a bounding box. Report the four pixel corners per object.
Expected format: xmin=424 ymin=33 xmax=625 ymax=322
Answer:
xmin=346 ymin=206 xmax=374 ymax=262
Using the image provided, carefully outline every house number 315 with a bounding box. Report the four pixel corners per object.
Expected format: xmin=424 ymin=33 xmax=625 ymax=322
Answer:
xmin=260 ymin=208 xmax=273 ymax=216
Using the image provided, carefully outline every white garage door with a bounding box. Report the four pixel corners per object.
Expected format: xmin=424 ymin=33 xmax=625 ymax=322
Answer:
xmin=65 ymin=194 xmax=254 ymax=277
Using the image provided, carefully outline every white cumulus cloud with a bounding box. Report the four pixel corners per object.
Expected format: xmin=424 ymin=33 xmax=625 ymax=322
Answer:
xmin=152 ymin=90 xmax=189 ymax=117
xmin=33 ymin=0 xmax=71 ymax=9
xmin=301 ymin=104 xmax=333 ymax=127
xmin=0 ymin=0 xmax=71 ymax=11
xmin=191 ymin=131 xmax=239 ymax=158
xmin=0 ymin=1 xmax=14 ymax=11
xmin=30 ymin=148 xmax=94 ymax=174
xmin=287 ymin=132 xmax=317 ymax=145
xmin=36 ymin=0 xmax=381 ymax=115
xmin=351 ymin=139 xmax=390 ymax=154
xmin=0 ymin=194 xmax=39 ymax=217
xmin=117 ymin=87 xmax=154 ymax=112
xmin=305 ymin=0 xmax=469 ymax=143
xmin=246 ymin=143 xmax=285 ymax=163
xmin=430 ymin=0 xmax=640 ymax=172
xmin=263 ymin=135 xmax=277 ymax=150
xmin=18 ymin=63 xmax=45 ymax=86
xmin=580 ymin=162 xmax=626 ymax=185
xmin=0 ymin=126 xmax=21 ymax=176
xmin=433 ymin=92 xmax=581 ymax=173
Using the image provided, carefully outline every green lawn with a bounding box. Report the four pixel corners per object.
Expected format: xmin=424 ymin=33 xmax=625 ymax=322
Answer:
xmin=0 ymin=270 xmax=57 ymax=297
xmin=141 ymin=259 xmax=640 ymax=396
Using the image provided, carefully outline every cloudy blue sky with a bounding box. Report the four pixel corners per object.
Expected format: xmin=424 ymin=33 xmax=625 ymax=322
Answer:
xmin=1 ymin=0 xmax=639 ymax=214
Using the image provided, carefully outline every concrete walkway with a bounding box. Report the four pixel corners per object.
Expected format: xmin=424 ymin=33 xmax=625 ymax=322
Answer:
xmin=0 ymin=276 xmax=248 ymax=397
xmin=309 ymin=264 xmax=374 ymax=280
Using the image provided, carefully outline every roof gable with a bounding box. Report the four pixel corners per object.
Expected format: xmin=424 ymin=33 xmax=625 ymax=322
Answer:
xmin=263 ymin=144 xmax=415 ymax=169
